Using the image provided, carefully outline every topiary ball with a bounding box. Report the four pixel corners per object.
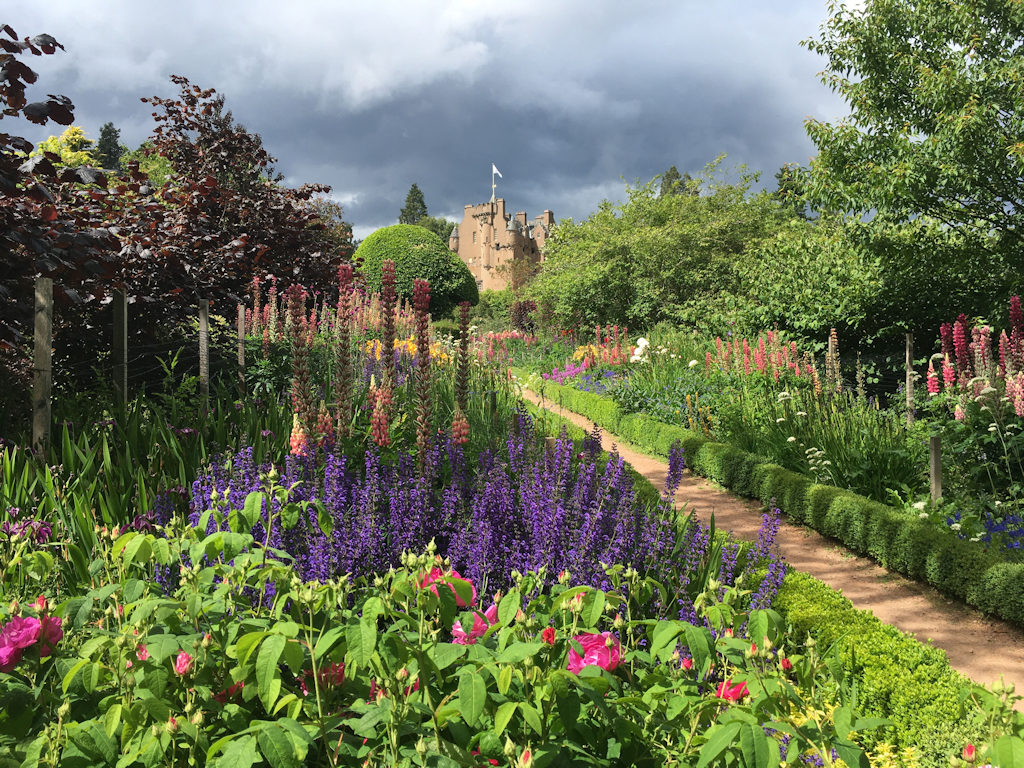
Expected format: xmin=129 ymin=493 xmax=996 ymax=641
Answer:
xmin=355 ymin=224 xmax=478 ymax=318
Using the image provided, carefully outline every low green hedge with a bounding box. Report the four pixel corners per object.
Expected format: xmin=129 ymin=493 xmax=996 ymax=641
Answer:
xmin=776 ymin=572 xmax=983 ymax=762
xmin=524 ymin=387 xmax=985 ymax=762
xmin=516 ymin=370 xmax=1024 ymax=628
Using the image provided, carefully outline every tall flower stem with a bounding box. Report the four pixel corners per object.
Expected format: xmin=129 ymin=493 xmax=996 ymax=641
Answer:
xmin=456 ymin=301 xmax=471 ymax=414
xmin=335 ymin=265 xmax=354 ymax=438
xmin=413 ymin=279 xmax=432 ymax=475
xmin=380 ymin=260 xmax=398 ymax=391
xmin=287 ymin=285 xmax=316 ymax=443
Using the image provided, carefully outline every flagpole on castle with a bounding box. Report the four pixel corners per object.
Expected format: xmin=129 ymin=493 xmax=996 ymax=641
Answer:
xmin=490 ymin=163 xmax=502 ymax=204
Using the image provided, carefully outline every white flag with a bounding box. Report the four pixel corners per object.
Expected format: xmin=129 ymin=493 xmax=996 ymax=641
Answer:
xmin=492 ymin=163 xmax=502 ymax=178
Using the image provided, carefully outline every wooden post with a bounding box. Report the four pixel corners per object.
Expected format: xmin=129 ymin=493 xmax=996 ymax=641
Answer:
xmin=31 ymin=277 xmax=53 ymax=456
xmin=236 ymin=303 xmax=245 ymax=389
xmin=113 ymin=288 xmax=127 ymax=409
xmin=929 ymin=435 xmax=942 ymax=503
xmin=199 ymin=299 xmax=210 ymax=411
xmin=905 ymin=332 xmax=914 ymax=426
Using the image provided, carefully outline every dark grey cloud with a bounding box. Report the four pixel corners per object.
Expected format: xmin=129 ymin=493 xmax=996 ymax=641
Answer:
xmin=5 ymin=1 xmax=851 ymax=238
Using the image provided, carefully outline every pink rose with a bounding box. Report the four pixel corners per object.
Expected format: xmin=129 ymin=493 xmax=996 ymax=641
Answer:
xmin=38 ymin=616 xmax=62 ymax=657
xmin=173 ymin=651 xmax=194 ymax=676
xmin=0 ymin=643 xmax=22 ymax=673
xmin=452 ymin=604 xmax=498 ymax=645
xmin=136 ymin=645 xmax=149 ymax=661
xmin=3 ymin=616 xmax=41 ymax=650
xmin=420 ymin=567 xmax=477 ymax=607
xmin=567 ymin=632 xmax=621 ymax=674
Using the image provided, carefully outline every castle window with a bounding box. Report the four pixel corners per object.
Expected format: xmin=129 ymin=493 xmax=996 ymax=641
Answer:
xmin=472 ymin=232 xmax=477 ymax=244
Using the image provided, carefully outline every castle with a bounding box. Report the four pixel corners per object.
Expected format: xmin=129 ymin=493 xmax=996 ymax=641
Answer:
xmin=448 ymin=199 xmax=554 ymax=292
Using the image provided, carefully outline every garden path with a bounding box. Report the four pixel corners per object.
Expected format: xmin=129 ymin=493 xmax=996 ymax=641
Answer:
xmin=522 ymin=387 xmax=1024 ymax=701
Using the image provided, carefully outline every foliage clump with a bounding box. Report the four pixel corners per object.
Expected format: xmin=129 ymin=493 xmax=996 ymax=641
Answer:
xmin=356 ymin=224 xmax=477 ymax=317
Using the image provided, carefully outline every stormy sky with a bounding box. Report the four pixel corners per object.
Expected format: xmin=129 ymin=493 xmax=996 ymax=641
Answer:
xmin=5 ymin=1 xmax=853 ymax=239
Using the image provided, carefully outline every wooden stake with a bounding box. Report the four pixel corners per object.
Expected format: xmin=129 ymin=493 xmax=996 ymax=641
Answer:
xmin=237 ymin=303 xmax=245 ymax=389
xmin=113 ymin=288 xmax=127 ymax=409
xmin=32 ymin=277 xmax=53 ymax=456
xmin=199 ymin=299 xmax=210 ymax=411
xmin=929 ymin=434 xmax=942 ymax=503
xmin=905 ymin=332 xmax=914 ymax=426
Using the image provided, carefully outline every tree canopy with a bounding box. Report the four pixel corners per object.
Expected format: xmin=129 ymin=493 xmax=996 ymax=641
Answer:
xmin=399 ymin=183 xmax=428 ymax=224
xmin=355 ymin=224 xmax=477 ymax=317
xmin=803 ymin=0 xmax=1024 ymax=270
xmin=96 ymin=121 xmax=124 ymax=170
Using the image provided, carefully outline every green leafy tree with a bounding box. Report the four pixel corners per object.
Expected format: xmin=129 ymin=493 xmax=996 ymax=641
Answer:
xmin=803 ymin=0 xmax=1024 ymax=270
xmin=773 ymin=163 xmax=810 ymax=220
xmin=659 ymin=166 xmax=682 ymax=196
xmin=96 ymin=121 xmax=123 ymax=170
xmin=527 ymin=158 xmax=793 ymax=331
xmin=399 ymin=183 xmax=428 ymax=224
xmin=415 ymin=214 xmax=455 ymax=244
xmin=30 ymin=126 xmax=98 ymax=166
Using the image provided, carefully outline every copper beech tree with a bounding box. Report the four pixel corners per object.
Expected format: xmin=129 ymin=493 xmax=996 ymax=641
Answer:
xmin=2 ymin=29 xmax=352 ymax=390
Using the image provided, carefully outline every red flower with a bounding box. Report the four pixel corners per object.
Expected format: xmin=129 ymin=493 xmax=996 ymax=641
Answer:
xmin=681 ymin=657 xmax=693 ymax=670
xmin=780 ymin=657 xmax=792 ymax=671
xmin=962 ymin=743 xmax=977 ymax=762
xmin=715 ymin=679 xmax=749 ymax=702
xmin=541 ymin=627 xmax=556 ymax=646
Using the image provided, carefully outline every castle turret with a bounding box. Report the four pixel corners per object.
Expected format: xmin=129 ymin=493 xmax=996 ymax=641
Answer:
xmin=448 ymin=224 xmax=459 ymax=252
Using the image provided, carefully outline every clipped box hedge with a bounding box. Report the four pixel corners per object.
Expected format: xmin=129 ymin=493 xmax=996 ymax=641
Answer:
xmin=516 ymin=370 xmax=1024 ymax=628
xmin=527 ymin=393 xmax=983 ymax=759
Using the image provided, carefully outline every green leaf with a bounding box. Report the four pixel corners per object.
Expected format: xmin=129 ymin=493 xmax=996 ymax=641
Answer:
xmin=257 ymin=723 xmax=300 ymax=768
xmin=683 ymin=624 xmax=713 ymax=675
xmin=458 ymin=671 xmax=487 ymax=726
xmin=497 ymin=642 xmax=543 ymax=664
xmin=494 ymin=702 xmax=517 ymax=736
xmin=448 ymin=577 xmax=475 ymax=608
xmin=242 ymin=491 xmax=264 ymax=530
xmin=257 ymin=634 xmax=286 ymax=712
xmin=498 ymin=590 xmax=521 ymax=626
xmin=739 ymin=722 xmax=777 ymax=768
xmin=832 ymin=739 xmax=868 ymax=768
xmin=428 ymin=642 xmax=467 ymax=671
xmin=519 ymin=702 xmax=542 ymax=735
xmin=696 ymin=722 xmax=741 ymax=768
xmin=992 ymin=736 xmax=1024 ymax=768
xmin=581 ymin=589 xmax=605 ymax=628
xmin=748 ymin=610 xmax=768 ymax=648
xmin=346 ymin=622 xmax=377 ymax=668
xmin=497 ymin=665 xmax=512 ymax=695
xmin=216 ymin=734 xmax=261 ymax=768
xmin=103 ymin=704 xmax=123 ymax=739
xmin=649 ymin=620 xmax=683 ymax=663
xmin=313 ymin=626 xmax=345 ymax=660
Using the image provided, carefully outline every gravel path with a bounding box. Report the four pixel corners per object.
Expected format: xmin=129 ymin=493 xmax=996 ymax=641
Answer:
xmin=522 ymin=387 xmax=1024 ymax=698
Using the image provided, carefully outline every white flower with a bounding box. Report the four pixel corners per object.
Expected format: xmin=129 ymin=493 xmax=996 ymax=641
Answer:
xmin=970 ymin=536 xmax=981 ymax=542
xmin=635 ymin=337 xmax=649 ymax=348
xmin=912 ymin=501 xmax=926 ymax=511
xmin=951 ymin=523 xmax=962 ymax=531
xmin=777 ymin=391 xmax=792 ymax=402
xmin=988 ymin=425 xmax=998 ymax=433
xmin=787 ymin=436 xmax=796 ymax=443
xmin=776 ymin=417 xmax=786 ymax=423
xmin=919 ymin=512 xmax=929 ymax=520
xmin=670 ymin=354 xmax=677 ymax=359
xmin=688 ymin=359 xmax=699 ymax=368
xmin=796 ymin=411 xmax=807 ymax=417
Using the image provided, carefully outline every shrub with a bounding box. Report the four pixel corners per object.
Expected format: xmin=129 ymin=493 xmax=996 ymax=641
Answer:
xmin=356 ymin=224 xmax=477 ymax=317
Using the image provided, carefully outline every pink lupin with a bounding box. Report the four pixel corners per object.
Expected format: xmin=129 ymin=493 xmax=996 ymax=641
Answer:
xmin=927 ymin=359 xmax=940 ymax=395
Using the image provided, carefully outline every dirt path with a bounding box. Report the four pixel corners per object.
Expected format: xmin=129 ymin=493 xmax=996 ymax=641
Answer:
xmin=522 ymin=388 xmax=1024 ymax=696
